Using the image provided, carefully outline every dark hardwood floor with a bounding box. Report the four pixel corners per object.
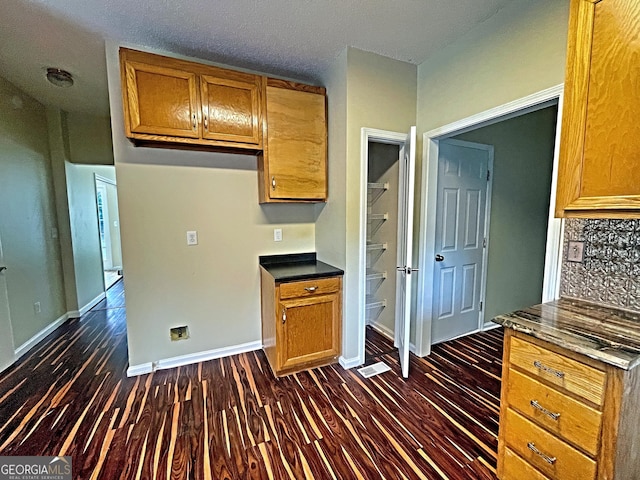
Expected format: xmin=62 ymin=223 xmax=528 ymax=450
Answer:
xmin=0 ymin=280 xmax=503 ymax=479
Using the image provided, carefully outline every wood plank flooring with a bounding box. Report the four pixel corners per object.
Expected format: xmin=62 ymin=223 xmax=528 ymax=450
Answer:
xmin=0 ymin=280 xmax=503 ymax=479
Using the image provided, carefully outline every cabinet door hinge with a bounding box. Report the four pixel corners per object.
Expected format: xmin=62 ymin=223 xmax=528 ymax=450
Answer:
xmin=487 ymin=170 xmax=491 ymax=181
xmin=479 ymin=301 xmax=483 ymax=312
xmin=483 ymin=237 xmax=487 ymax=248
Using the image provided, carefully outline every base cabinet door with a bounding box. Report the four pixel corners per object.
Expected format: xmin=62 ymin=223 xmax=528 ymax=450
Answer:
xmin=277 ymin=293 xmax=340 ymax=371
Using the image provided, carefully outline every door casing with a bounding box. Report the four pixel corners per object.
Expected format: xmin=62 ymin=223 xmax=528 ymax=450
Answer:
xmin=416 ymin=84 xmax=565 ymax=357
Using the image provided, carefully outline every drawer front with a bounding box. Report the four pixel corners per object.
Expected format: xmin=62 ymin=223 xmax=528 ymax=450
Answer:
xmin=503 ymin=448 xmax=550 ymax=480
xmin=509 ymin=337 xmax=606 ymax=406
xmin=504 ymin=409 xmax=596 ymax=480
xmin=279 ymin=276 xmax=340 ymax=299
xmin=507 ymin=369 xmax=602 ymax=456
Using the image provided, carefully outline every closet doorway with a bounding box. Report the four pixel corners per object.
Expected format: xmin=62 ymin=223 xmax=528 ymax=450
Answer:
xmin=360 ymin=127 xmax=416 ymax=377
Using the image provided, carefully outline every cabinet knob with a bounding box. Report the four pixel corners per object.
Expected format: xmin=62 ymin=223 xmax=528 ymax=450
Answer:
xmin=271 ymin=176 xmax=277 ymax=190
xmin=192 ymin=113 xmax=197 ymax=130
xmin=282 ymin=308 xmax=287 ymax=324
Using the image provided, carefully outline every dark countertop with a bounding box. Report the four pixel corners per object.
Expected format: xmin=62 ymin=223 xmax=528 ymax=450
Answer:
xmin=259 ymin=253 xmax=344 ymax=282
xmin=493 ymin=297 xmax=640 ymax=370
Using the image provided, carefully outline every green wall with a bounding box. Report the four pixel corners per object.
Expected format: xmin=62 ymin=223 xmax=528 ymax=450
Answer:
xmin=454 ymin=106 xmax=557 ymax=323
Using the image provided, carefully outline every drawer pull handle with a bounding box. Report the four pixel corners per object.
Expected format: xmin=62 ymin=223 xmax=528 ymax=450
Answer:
xmin=304 ymin=286 xmax=318 ymax=292
xmin=527 ymin=442 xmax=557 ymax=465
xmin=530 ymin=400 xmax=561 ymax=421
xmin=533 ymin=360 xmax=565 ymax=378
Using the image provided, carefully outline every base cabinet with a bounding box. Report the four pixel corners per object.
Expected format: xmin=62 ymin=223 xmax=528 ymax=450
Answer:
xmin=497 ymin=330 xmax=640 ymax=479
xmin=260 ymin=271 xmax=341 ymax=376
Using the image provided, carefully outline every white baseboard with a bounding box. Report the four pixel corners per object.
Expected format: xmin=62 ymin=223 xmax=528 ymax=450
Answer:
xmin=14 ymin=312 xmax=70 ymax=359
xmin=483 ymin=322 xmax=501 ymax=331
xmin=66 ymin=291 xmax=106 ymax=319
xmin=370 ymin=322 xmax=418 ymax=357
xmin=126 ymin=340 xmax=263 ymax=377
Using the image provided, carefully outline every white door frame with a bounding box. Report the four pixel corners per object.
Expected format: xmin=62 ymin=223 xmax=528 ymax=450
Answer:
xmin=94 ymin=174 xmax=117 ymax=291
xmin=416 ymin=84 xmax=565 ymax=356
xmin=357 ymin=128 xmax=411 ymax=367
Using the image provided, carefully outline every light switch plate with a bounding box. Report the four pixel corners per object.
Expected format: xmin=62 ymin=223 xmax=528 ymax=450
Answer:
xmin=567 ymin=240 xmax=584 ymax=263
xmin=186 ymin=230 xmax=198 ymax=246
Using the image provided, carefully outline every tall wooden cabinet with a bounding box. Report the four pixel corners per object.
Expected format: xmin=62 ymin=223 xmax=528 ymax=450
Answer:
xmin=556 ymin=0 xmax=640 ymax=217
xmin=120 ymin=48 xmax=263 ymax=150
xmin=258 ymin=79 xmax=328 ymax=203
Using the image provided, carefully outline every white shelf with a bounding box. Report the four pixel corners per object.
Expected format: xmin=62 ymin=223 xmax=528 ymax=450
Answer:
xmin=367 ymin=182 xmax=389 ymax=191
xmin=365 ymin=297 xmax=387 ymax=309
xmin=366 ymin=270 xmax=387 ymax=281
xmin=368 ymin=213 xmax=388 ymax=222
xmin=366 ymin=242 xmax=388 ymax=252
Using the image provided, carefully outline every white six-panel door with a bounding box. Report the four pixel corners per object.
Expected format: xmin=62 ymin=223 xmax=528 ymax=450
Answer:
xmin=432 ymin=139 xmax=492 ymax=344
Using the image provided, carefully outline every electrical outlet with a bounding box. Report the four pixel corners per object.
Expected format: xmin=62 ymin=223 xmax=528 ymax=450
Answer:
xmin=567 ymin=240 xmax=584 ymax=263
xmin=34 ymin=302 xmax=41 ymax=314
xmin=186 ymin=231 xmax=198 ymax=246
xmin=274 ymin=228 xmax=283 ymax=242
xmin=170 ymin=326 xmax=189 ymax=341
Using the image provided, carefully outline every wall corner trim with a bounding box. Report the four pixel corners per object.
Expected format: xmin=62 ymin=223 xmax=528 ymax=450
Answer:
xmin=14 ymin=312 xmax=70 ymax=360
xmin=339 ymin=355 xmax=362 ymax=370
xmin=126 ymin=340 xmax=263 ymax=377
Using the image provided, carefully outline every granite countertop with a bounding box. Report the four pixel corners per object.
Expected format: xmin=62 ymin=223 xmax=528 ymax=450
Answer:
xmin=259 ymin=253 xmax=344 ymax=282
xmin=493 ymin=297 xmax=640 ymax=370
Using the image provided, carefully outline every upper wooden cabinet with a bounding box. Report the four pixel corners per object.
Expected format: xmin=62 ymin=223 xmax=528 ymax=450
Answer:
xmin=556 ymin=0 xmax=640 ymax=217
xmin=258 ymin=79 xmax=328 ymax=203
xmin=120 ymin=48 xmax=263 ymax=150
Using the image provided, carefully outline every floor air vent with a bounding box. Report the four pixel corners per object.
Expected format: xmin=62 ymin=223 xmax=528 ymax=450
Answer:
xmin=357 ymin=361 xmax=391 ymax=378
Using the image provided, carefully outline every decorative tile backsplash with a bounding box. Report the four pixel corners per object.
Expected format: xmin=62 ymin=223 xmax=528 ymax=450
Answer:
xmin=560 ymin=219 xmax=640 ymax=312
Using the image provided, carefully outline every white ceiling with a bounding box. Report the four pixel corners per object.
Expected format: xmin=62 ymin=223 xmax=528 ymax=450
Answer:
xmin=0 ymin=0 xmax=514 ymax=115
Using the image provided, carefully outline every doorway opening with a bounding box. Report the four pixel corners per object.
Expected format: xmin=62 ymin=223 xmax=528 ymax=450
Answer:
xmin=359 ymin=127 xmax=416 ymax=377
xmin=94 ymin=175 xmax=123 ymax=290
xmin=417 ymin=85 xmax=565 ymax=355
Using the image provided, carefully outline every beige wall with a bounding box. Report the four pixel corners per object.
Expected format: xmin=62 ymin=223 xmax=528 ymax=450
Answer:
xmin=0 ymin=77 xmax=66 ymax=350
xmin=105 ymin=42 xmax=317 ymax=368
xmin=65 ymin=111 xmax=114 ymax=165
xmin=417 ymin=0 xmax=569 ymax=133
xmin=317 ymin=48 xmax=417 ymax=363
xmin=454 ymin=106 xmax=557 ymax=324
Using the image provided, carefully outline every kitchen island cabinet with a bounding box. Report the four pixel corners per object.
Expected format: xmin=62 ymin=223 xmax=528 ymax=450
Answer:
xmin=494 ymin=299 xmax=640 ymax=479
xmin=259 ymin=253 xmax=342 ymax=376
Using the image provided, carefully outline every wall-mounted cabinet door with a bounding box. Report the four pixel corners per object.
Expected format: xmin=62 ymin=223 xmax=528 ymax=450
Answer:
xmin=122 ymin=61 xmax=200 ymax=139
xmin=200 ymin=73 xmax=262 ymax=145
xmin=259 ymin=80 xmax=327 ymax=203
xmin=556 ymin=0 xmax=640 ymax=217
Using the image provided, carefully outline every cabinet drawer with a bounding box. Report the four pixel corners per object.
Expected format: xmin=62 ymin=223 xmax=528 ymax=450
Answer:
xmin=509 ymin=337 xmax=606 ymax=406
xmin=279 ymin=277 xmax=340 ymax=299
xmin=504 ymin=409 xmax=596 ymax=480
xmin=503 ymin=448 xmax=550 ymax=480
xmin=506 ymin=369 xmax=602 ymax=456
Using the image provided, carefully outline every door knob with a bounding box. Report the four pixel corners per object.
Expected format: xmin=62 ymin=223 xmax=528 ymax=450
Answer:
xmin=435 ymin=254 xmax=444 ymax=262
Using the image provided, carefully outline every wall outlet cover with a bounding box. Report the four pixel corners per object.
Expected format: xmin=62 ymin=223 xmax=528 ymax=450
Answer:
xmin=186 ymin=231 xmax=198 ymax=246
xmin=567 ymin=240 xmax=585 ymax=263
xmin=274 ymin=228 xmax=283 ymax=242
